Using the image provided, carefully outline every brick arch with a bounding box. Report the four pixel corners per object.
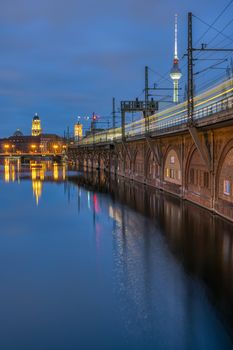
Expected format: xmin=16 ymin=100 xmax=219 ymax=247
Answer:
xmin=145 ymin=148 xmax=160 ymax=183
xmin=132 ymin=148 xmax=139 ymax=172
xmin=100 ymin=152 xmax=110 ymax=171
xmin=186 ymin=147 xmax=210 ymax=188
xmin=216 ymin=139 xmax=233 ymax=202
xmin=116 ymin=150 xmax=123 ymax=162
xmin=185 ymin=144 xmax=212 ymax=207
xmin=133 ymin=147 xmax=145 ymax=182
xmin=163 ymin=146 xmax=182 ymax=185
xmin=116 ymin=150 xmax=125 ymax=175
xmin=85 ymin=152 xmax=94 ymax=169
xmin=83 ymin=156 xmax=88 ymax=169
xmin=184 ymin=144 xmax=197 ymax=188
xmin=109 ymin=151 xmax=118 ymax=173
xmin=120 ymin=148 xmax=135 ymax=177
xmin=92 ymin=153 xmax=99 ymax=169
xmin=76 ymin=152 xmax=84 ymax=170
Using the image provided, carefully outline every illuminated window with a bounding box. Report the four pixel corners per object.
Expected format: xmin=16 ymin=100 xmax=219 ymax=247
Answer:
xmin=170 ymin=169 xmax=175 ymax=179
xmin=166 ymin=168 xmax=169 ymax=177
xmin=170 ymin=156 xmax=175 ymax=164
xmin=224 ymin=180 xmax=230 ymax=195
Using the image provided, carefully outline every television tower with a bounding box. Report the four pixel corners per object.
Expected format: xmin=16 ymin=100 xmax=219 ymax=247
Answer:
xmin=170 ymin=14 xmax=182 ymax=103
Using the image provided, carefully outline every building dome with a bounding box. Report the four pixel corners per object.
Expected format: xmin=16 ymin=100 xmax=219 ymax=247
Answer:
xmin=33 ymin=113 xmax=40 ymax=121
xmin=13 ymin=129 xmax=23 ymax=137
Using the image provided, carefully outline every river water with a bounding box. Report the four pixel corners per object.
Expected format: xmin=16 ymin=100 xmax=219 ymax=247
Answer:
xmin=1 ymin=160 xmax=233 ymax=349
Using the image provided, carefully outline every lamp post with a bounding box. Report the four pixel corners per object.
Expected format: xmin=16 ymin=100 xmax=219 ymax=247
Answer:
xmin=53 ymin=144 xmax=59 ymax=154
xmin=31 ymin=144 xmax=37 ymax=153
xmin=4 ymin=144 xmax=10 ymax=154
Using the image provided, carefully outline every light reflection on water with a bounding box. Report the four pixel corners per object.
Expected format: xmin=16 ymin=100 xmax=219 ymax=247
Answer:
xmin=1 ymin=159 xmax=67 ymax=205
xmin=0 ymin=160 xmax=233 ymax=349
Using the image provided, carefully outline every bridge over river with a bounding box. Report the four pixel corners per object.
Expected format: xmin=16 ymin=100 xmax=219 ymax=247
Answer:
xmin=69 ymin=78 xmax=233 ymax=222
xmin=0 ymin=152 xmax=66 ymax=162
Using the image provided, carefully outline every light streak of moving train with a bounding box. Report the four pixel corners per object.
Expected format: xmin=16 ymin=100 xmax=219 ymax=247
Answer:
xmin=78 ymin=78 xmax=233 ymax=145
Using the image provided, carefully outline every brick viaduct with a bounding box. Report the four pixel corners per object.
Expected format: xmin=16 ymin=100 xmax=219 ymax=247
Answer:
xmin=69 ymin=108 xmax=233 ymax=222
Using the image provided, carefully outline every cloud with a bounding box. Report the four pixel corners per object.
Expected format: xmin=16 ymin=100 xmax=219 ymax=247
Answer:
xmin=0 ymin=0 xmax=230 ymax=137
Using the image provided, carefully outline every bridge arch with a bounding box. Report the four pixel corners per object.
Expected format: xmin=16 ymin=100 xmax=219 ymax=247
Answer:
xmin=163 ymin=147 xmax=181 ymax=185
xmin=93 ymin=153 xmax=100 ymax=169
xmin=76 ymin=153 xmax=84 ymax=170
xmin=116 ymin=151 xmax=124 ymax=175
xmin=145 ymin=148 xmax=160 ymax=185
xmin=216 ymin=139 xmax=233 ymax=203
xmin=184 ymin=144 xmax=212 ymax=207
xmin=185 ymin=145 xmax=210 ymax=195
xmin=87 ymin=153 xmax=94 ymax=170
xmin=133 ymin=147 xmax=145 ymax=181
xmin=109 ymin=151 xmax=118 ymax=174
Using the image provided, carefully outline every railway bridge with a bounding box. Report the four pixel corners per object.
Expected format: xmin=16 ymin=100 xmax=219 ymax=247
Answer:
xmin=69 ymin=79 xmax=233 ymax=222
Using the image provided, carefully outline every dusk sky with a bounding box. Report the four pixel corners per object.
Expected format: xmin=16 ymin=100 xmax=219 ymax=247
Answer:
xmin=1 ymin=0 xmax=232 ymax=136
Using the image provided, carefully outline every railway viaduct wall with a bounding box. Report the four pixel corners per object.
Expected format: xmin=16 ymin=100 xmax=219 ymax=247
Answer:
xmin=69 ymin=110 xmax=233 ymax=222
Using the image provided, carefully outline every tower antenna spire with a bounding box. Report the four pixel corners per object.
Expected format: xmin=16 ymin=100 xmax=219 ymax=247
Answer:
xmin=170 ymin=13 xmax=182 ymax=103
xmin=174 ymin=13 xmax=178 ymax=60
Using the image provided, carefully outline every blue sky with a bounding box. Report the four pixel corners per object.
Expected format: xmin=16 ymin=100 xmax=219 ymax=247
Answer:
xmin=0 ymin=0 xmax=232 ymax=136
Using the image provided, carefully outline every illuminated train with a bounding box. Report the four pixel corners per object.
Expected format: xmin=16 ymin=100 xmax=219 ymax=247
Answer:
xmin=79 ymin=78 xmax=233 ymax=145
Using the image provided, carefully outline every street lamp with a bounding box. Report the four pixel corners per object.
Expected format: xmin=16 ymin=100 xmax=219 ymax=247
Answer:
xmin=4 ymin=144 xmax=10 ymax=153
xmin=31 ymin=144 xmax=37 ymax=153
xmin=53 ymin=144 xmax=58 ymax=154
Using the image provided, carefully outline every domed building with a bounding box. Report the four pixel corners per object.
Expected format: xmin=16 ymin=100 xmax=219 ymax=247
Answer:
xmin=0 ymin=113 xmax=65 ymax=155
xmin=13 ymin=129 xmax=23 ymax=137
xmin=32 ymin=113 xmax=42 ymax=136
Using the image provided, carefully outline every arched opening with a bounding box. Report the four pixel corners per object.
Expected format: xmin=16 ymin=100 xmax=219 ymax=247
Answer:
xmin=110 ymin=154 xmax=117 ymax=173
xmin=124 ymin=156 xmax=131 ymax=177
xmin=146 ymin=151 xmax=160 ymax=185
xmin=218 ymin=148 xmax=233 ymax=203
xmin=187 ymin=149 xmax=210 ymax=195
xmin=76 ymin=155 xmax=84 ymax=170
xmin=87 ymin=157 xmax=92 ymax=170
xmin=134 ymin=148 xmax=144 ymax=182
xmin=92 ymin=155 xmax=98 ymax=169
xmin=100 ymin=156 xmax=105 ymax=170
xmin=164 ymin=149 xmax=181 ymax=185
xmin=117 ymin=152 xmax=124 ymax=175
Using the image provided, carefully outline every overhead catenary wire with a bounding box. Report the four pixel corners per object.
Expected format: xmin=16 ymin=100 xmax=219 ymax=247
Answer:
xmin=194 ymin=0 xmax=233 ymax=46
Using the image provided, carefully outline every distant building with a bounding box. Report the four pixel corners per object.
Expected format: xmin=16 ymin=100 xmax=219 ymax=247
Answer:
xmin=13 ymin=129 xmax=23 ymax=137
xmin=74 ymin=122 xmax=83 ymax=141
xmin=0 ymin=114 xmax=65 ymax=154
xmin=32 ymin=113 xmax=42 ymax=136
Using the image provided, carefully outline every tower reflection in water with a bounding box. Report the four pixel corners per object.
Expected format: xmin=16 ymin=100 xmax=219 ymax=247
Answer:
xmin=30 ymin=162 xmax=45 ymax=205
xmin=4 ymin=158 xmax=16 ymax=183
xmin=2 ymin=159 xmax=67 ymax=205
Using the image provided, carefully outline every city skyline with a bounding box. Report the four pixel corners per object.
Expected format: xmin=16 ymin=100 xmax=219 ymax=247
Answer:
xmin=0 ymin=0 xmax=231 ymax=137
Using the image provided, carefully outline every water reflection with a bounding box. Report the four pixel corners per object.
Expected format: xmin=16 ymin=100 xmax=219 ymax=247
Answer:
xmin=1 ymin=165 xmax=233 ymax=349
xmin=1 ymin=158 xmax=68 ymax=205
xmin=69 ymin=171 xmax=233 ymax=338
